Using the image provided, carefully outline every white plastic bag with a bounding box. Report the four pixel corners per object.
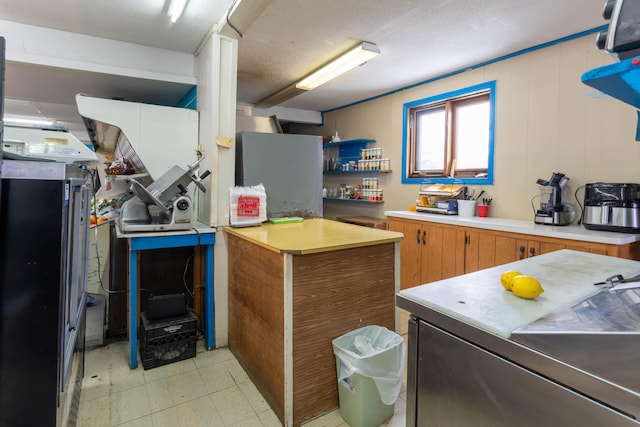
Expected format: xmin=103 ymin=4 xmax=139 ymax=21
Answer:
xmin=332 ymin=325 xmax=406 ymax=405
xmin=229 ymin=184 xmax=267 ymax=227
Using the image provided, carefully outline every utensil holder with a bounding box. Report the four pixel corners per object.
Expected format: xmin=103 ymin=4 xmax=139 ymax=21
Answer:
xmin=457 ymin=200 xmax=476 ymax=217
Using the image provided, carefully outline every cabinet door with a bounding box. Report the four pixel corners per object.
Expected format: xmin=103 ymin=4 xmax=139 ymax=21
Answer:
xmin=464 ymin=229 xmax=498 ymax=273
xmin=494 ymin=234 xmax=518 ymax=266
xmin=422 ymin=224 xmax=442 ymax=284
xmin=516 ymin=239 xmax=564 ymax=258
xmin=388 ymin=219 xmax=464 ymax=288
xmin=388 ymin=218 xmax=423 ymax=289
xmin=422 ymin=223 xmax=465 ymax=283
xmin=442 ymin=227 xmax=465 ymax=279
xmin=516 ymin=239 xmax=541 ymax=259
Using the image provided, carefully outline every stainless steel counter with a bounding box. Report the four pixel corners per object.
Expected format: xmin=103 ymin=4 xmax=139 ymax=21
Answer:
xmin=397 ymin=250 xmax=640 ymax=426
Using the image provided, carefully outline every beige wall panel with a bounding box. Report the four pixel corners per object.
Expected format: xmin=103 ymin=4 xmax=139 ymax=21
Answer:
xmin=489 ymin=54 xmax=533 ymax=220
xmin=557 ymin=38 xmax=589 ymax=186
xmin=309 ymin=34 xmax=640 ymax=222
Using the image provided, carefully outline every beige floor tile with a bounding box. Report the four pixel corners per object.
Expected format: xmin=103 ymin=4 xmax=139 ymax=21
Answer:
xmin=115 ymin=415 xmax=153 ymax=427
xmin=257 ymin=410 xmax=282 ymax=427
xmin=193 ymin=346 xmax=236 ymax=369
xmin=77 ymin=393 xmax=112 ymax=427
xmin=145 ymin=369 xmax=208 ymax=413
xmin=81 ymin=372 xmax=111 ymax=402
xmin=238 ymin=381 xmax=271 ymax=414
xmin=151 ymin=395 xmax=224 ymax=427
xmin=142 ymin=357 xmax=197 ymax=384
xmin=222 ymin=358 xmax=252 ymax=384
xmin=109 ymin=383 xmax=151 ymax=426
xmin=80 ymin=339 xmax=406 ymax=427
xmin=301 ymin=409 xmax=346 ymax=427
xmin=228 ymin=414 xmax=264 ymax=427
xmin=210 ymin=385 xmax=257 ymax=426
xmin=198 ymin=361 xmax=238 ymax=394
xmin=110 ymin=365 xmax=146 ymax=394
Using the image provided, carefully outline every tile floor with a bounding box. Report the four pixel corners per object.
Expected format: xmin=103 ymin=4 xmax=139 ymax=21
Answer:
xmin=77 ymin=338 xmax=407 ymax=427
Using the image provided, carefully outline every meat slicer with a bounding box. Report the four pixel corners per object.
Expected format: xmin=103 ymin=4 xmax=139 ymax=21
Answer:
xmin=119 ymin=159 xmax=210 ymax=232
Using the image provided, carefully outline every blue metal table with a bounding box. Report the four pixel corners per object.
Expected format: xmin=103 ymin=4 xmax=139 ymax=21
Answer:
xmin=117 ymin=225 xmax=216 ymax=369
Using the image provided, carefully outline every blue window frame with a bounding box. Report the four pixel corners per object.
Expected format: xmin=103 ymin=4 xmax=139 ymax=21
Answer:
xmin=402 ymin=81 xmax=496 ymax=185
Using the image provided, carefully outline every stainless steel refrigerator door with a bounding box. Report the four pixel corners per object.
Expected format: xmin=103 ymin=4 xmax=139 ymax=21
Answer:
xmin=236 ymin=132 xmax=323 ymax=218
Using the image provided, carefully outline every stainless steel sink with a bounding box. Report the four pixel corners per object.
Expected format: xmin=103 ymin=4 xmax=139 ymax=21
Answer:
xmin=511 ymin=287 xmax=640 ymax=396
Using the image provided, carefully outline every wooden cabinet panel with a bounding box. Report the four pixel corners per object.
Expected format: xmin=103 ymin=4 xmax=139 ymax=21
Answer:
xmin=389 ymin=216 xmax=640 ymax=289
xmin=423 ymin=224 xmax=443 ymax=284
xmin=495 ymin=234 xmax=518 ymax=266
xmin=478 ymin=232 xmax=497 ymax=271
xmin=388 ymin=218 xmax=423 ymax=289
xmin=443 ymin=228 xmax=465 ymax=279
xmin=463 ymin=229 xmax=480 ymax=273
xmin=388 ymin=218 xmax=464 ymax=288
xmin=463 ymin=228 xmax=499 ymax=273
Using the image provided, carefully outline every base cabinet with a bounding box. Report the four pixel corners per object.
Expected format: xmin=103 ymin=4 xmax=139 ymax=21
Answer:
xmin=387 ymin=217 xmax=640 ymax=289
xmin=387 ymin=220 xmax=463 ymax=289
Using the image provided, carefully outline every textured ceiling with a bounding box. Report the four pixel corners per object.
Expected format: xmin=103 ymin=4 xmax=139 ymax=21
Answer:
xmin=0 ymin=0 xmax=611 ymax=135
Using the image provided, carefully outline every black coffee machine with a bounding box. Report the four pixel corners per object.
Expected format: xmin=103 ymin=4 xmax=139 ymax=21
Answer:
xmin=582 ymin=183 xmax=640 ymax=233
xmin=534 ymin=172 xmax=575 ymax=226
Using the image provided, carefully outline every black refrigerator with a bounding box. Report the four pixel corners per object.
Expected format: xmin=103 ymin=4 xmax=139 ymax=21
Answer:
xmin=0 ymin=158 xmax=91 ymax=426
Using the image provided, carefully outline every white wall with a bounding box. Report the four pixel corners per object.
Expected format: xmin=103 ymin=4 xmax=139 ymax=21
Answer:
xmin=303 ymin=35 xmax=640 ymax=222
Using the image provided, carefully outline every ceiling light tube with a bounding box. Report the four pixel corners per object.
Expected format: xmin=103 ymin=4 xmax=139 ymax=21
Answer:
xmin=296 ymin=42 xmax=380 ymax=90
xmin=4 ymin=116 xmax=55 ymax=127
xmin=168 ymin=0 xmax=188 ymax=23
xmin=256 ymin=84 xmax=308 ymax=109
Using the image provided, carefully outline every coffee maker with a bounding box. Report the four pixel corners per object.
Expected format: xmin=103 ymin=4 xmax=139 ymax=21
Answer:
xmin=534 ymin=172 xmax=575 ymax=226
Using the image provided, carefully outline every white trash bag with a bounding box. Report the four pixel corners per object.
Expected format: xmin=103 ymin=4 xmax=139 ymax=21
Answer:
xmin=229 ymin=183 xmax=267 ymax=227
xmin=332 ymin=325 xmax=406 ymax=405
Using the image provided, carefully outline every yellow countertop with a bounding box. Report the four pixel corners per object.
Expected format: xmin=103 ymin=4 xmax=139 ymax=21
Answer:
xmin=223 ymin=218 xmax=402 ymax=255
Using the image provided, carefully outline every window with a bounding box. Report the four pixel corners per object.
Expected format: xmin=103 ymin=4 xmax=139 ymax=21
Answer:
xmin=402 ymin=81 xmax=495 ymax=185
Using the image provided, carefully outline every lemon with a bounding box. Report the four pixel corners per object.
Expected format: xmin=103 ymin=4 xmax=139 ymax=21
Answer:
xmin=500 ymin=271 xmax=522 ymax=291
xmin=511 ymin=275 xmax=544 ymax=299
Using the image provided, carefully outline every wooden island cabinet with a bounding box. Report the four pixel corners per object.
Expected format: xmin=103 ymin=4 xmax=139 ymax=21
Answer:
xmin=224 ymin=219 xmax=402 ymax=427
xmin=386 ymin=211 xmax=640 ymax=290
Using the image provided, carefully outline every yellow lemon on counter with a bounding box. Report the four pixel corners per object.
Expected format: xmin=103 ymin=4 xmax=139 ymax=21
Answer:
xmin=511 ymin=275 xmax=544 ymax=299
xmin=500 ymin=271 xmax=522 ymax=291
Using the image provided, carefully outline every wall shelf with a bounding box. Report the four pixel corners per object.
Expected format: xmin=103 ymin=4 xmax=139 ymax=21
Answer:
xmin=323 ymin=138 xmax=376 ymax=163
xmin=324 ymin=170 xmax=392 ymax=174
xmin=582 ymin=56 xmax=640 ymax=109
xmin=323 ymin=197 xmax=384 ymax=204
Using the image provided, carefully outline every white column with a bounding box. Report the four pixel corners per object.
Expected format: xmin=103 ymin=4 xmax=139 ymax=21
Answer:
xmin=196 ymin=32 xmax=238 ymax=347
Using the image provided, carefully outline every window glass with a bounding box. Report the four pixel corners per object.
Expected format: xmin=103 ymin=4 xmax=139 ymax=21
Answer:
xmin=455 ymin=100 xmax=489 ymax=170
xmin=415 ymin=107 xmax=445 ymax=171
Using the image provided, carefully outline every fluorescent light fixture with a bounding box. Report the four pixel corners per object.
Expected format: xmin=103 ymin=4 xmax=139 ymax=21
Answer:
xmin=296 ymin=42 xmax=380 ymax=90
xmin=256 ymin=84 xmax=307 ymax=108
xmin=168 ymin=0 xmax=188 ymax=23
xmin=257 ymin=41 xmax=380 ymax=108
xmin=4 ymin=116 xmax=55 ymax=127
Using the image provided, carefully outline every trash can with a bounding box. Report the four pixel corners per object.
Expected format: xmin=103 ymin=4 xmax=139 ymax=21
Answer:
xmin=332 ymin=325 xmax=406 ymax=427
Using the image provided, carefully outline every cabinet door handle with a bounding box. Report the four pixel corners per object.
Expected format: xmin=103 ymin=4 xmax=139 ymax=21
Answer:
xmin=529 ymin=247 xmax=536 ymax=257
xmin=519 ymin=246 xmax=525 ymax=259
xmin=465 ymin=234 xmax=470 ymax=245
xmin=416 ymin=229 xmax=421 ymax=244
xmin=422 ymin=230 xmax=427 ymax=246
